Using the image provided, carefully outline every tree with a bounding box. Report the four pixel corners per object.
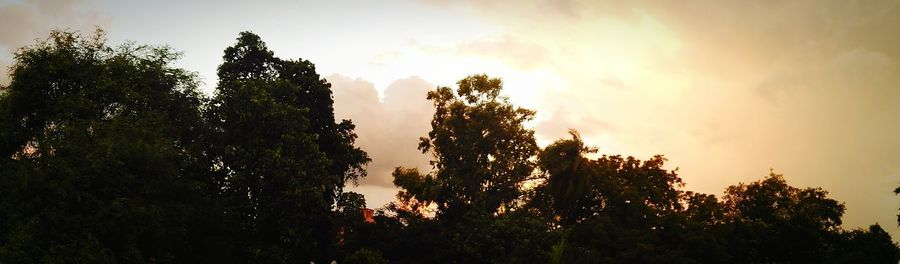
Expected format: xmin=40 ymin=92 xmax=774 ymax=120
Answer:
xmin=335 ymin=191 xmax=369 ymax=256
xmin=550 ymin=153 xmax=708 ymax=263
xmin=0 ymin=30 xmax=224 ymax=263
xmin=394 ymin=74 xmax=538 ymax=222
xmin=218 ymin=32 xmax=368 ymax=191
xmin=538 ymin=148 xmax=688 ymax=229
xmin=384 ymin=74 xmax=545 ymax=263
xmin=594 ymin=155 xmax=685 ymax=225
xmin=208 ymin=31 xmax=369 ymax=263
xmin=4 ymin=29 xmax=898 ymax=264
xmin=831 ymin=224 xmax=900 ymax=264
xmin=337 ymin=191 xmax=369 ymax=224
xmin=537 ymin=130 xmax=599 ymax=226
xmin=721 ymin=171 xmax=845 ymax=263
xmin=895 ymin=184 xmax=900 ymax=226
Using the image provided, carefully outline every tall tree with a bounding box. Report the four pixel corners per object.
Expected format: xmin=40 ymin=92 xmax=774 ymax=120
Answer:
xmin=208 ymin=31 xmax=368 ymax=263
xmin=394 ymin=74 xmax=538 ymax=222
xmin=0 ymin=30 xmax=222 ymax=263
xmin=386 ymin=74 xmax=546 ymax=263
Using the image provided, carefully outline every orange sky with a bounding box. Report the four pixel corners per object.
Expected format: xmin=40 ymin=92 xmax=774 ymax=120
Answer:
xmin=2 ymin=0 xmax=899 ymax=239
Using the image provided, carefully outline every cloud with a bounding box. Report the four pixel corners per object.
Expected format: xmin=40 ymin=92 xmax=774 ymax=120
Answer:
xmin=419 ymin=0 xmax=900 ymax=236
xmin=447 ymin=35 xmax=552 ymax=70
xmin=534 ymin=108 xmax=616 ymax=146
xmin=0 ymin=0 xmax=105 ymax=85
xmin=330 ymin=74 xmax=436 ymax=207
xmin=330 ymin=74 xmax=435 ymax=189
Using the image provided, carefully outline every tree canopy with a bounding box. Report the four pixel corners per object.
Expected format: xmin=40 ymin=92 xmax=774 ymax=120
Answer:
xmin=0 ymin=29 xmax=220 ymax=263
xmin=208 ymin=31 xmax=369 ymax=263
xmin=0 ymin=29 xmax=897 ymax=264
xmin=393 ymin=74 xmax=538 ymax=222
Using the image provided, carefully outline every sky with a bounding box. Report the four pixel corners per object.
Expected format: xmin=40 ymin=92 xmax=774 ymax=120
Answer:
xmin=2 ymin=0 xmax=900 ymax=238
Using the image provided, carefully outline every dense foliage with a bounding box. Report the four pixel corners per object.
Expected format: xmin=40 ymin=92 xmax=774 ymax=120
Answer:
xmin=0 ymin=30 xmax=220 ymax=263
xmin=0 ymin=30 xmax=897 ymax=263
xmin=208 ymin=32 xmax=369 ymax=263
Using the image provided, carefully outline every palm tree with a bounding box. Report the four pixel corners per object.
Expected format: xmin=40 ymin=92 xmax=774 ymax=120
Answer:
xmin=538 ymin=130 xmax=598 ymax=225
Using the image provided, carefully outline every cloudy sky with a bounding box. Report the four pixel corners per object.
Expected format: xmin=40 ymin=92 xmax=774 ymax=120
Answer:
xmin=3 ymin=0 xmax=900 ymax=237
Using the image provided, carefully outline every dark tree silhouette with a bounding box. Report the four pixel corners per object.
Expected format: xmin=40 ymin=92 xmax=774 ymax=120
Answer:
xmin=0 ymin=30 xmax=224 ymax=263
xmin=207 ymin=31 xmax=369 ymax=263
xmin=831 ymin=224 xmax=900 ymax=264
xmin=385 ymin=74 xmax=553 ymax=263
xmin=895 ymin=184 xmax=900 ymax=226
xmin=721 ymin=171 xmax=844 ymax=263
xmin=537 ymin=130 xmax=598 ymax=226
xmin=393 ymin=74 xmax=538 ymax=222
xmin=545 ymin=152 xmax=711 ymax=263
xmin=1 ymin=29 xmax=897 ymax=264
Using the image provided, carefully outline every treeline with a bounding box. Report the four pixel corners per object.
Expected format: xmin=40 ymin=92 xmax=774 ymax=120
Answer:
xmin=0 ymin=30 xmax=897 ymax=264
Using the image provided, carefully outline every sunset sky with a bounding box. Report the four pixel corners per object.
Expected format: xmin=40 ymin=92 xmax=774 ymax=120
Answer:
xmin=3 ymin=0 xmax=900 ymax=238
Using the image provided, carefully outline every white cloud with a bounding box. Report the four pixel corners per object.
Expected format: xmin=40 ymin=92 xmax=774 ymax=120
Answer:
xmin=330 ymin=74 xmax=436 ymax=207
xmin=326 ymin=75 xmax=434 ymax=187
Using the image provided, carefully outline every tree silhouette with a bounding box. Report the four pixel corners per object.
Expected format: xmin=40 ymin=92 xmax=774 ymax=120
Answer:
xmin=1 ymin=29 xmax=897 ymax=264
xmin=537 ymin=130 xmax=598 ymax=226
xmin=394 ymin=74 xmax=538 ymax=222
xmin=895 ymin=184 xmax=900 ymax=226
xmin=385 ymin=74 xmax=553 ymax=263
xmin=0 ymin=30 xmax=224 ymax=263
xmin=832 ymin=224 xmax=900 ymax=264
xmin=208 ymin=31 xmax=369 ymax=263
xmin=722 ymin=172 xmax=845 ymax=263
xmin=550 ymin=153 xmax=705 ymax=263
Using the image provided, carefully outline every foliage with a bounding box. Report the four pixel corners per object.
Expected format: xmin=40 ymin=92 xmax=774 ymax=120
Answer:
xmin=721 ymin=171 xmax=845 ymax=263
xmin=381 ymin=74 xmax=554 ymax=263
xmin=343 ymin=248 xmax=388 ymax=264
xmin=0 ymin=29 xmax=225 ymax=263
xmin=394 ymin=74 xmax=538 ymax=223
xmin=829 ymin=224 xmax=900 ymax=264
xmin=536 ymin=130 xmax=598 ymax=226
xmin=1 ymin=29 xmax=897 ymax=264
xmin=895 ymin=185 xmax=900 ymax=226
xmin=207 ymin=31 xmax=369 ymax=263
